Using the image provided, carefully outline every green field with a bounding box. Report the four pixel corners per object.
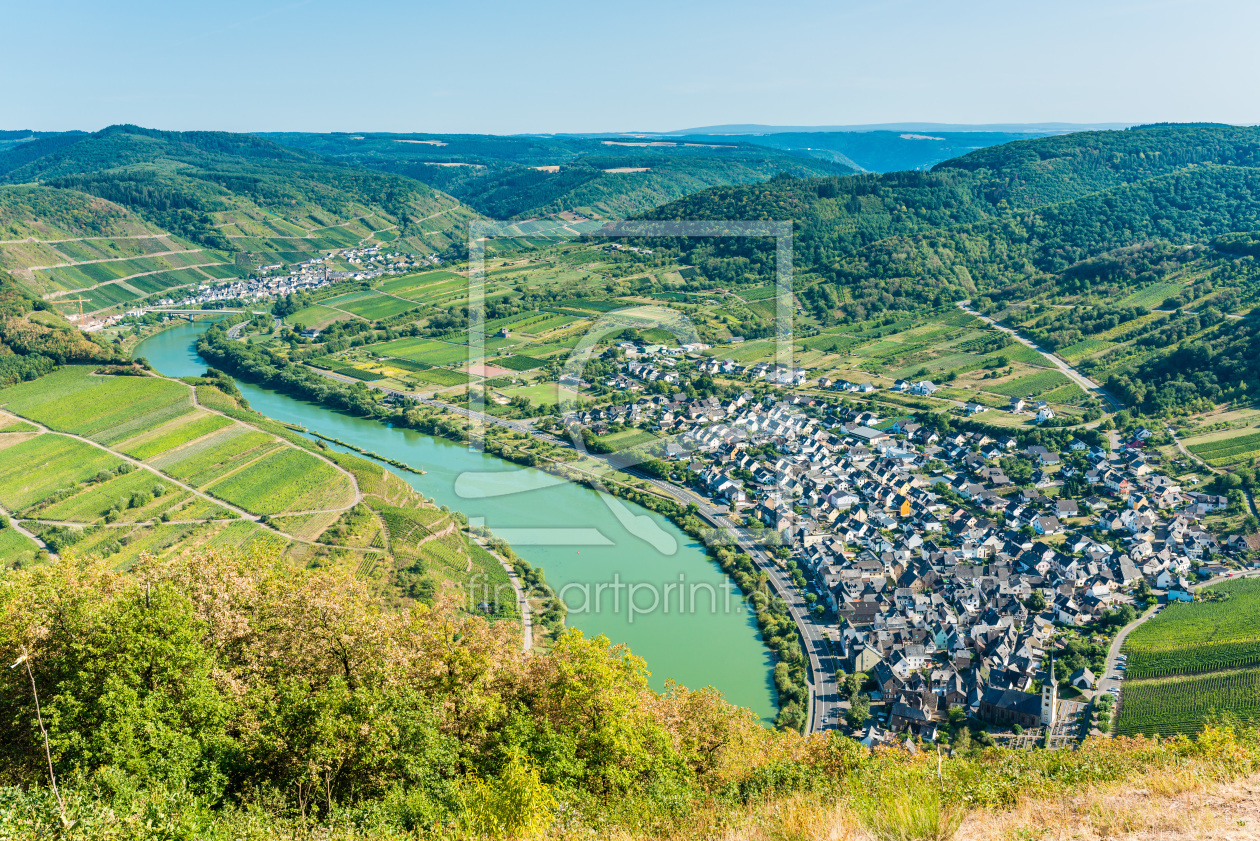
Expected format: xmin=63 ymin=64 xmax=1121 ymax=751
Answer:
xmin=324 ymin=291 xmax=420 ymax=320
xmin=497 ymin=355 xmax=547 ymax=371
xmin=0 ymin=526 xmax=39 ymax=566
xmin=0 ymin=435 xmax=121 ymax=512
xmin=119 ymin=412 xmax=234 ymax=460
xmin=984 ymin=370 xmax=1072 ymax=398
xmin=206 ymin=447 xmax=353 ymax=515
xmin=1123 ymin=580 xmax=1260 ymax=679
xmin=374 ymin=337 xmax=468 ymax=366
xmin=1058 ymin=338 xmax=1113 ymax=360
xmin=156 ymin=429 xmax=280 ymax=485
xmin=36 ymin=469 xmax=174 ymax=522
xmin=378 ymin=270 xmax=460 ymax=296
xmin=1187 ymin=432 xmax=1260 ymax=467
xmin=0 ymin=367 xmax=191 ymax=440
xmin=415 ymin=368 xmax=469 ymax=387
xmin=1115 ymin=666 xmax=1260 ymax=737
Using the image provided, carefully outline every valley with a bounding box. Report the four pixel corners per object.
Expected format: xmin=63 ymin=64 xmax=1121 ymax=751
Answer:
xmin=3 ymin=121 xmax=1260 ymax=839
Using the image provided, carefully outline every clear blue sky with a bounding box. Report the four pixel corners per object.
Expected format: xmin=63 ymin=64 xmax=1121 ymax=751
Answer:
xmin=6 ymin=0 xmax=1257 ymax=134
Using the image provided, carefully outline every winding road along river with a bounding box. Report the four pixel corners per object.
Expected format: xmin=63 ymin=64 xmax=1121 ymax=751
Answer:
xmin=135 ymin=322 xmax=776 ymax=722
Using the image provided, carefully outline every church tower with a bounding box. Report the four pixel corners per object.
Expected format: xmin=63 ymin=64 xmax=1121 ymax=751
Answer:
xmin=1041 ymin=654 xmax=1058 ymax=727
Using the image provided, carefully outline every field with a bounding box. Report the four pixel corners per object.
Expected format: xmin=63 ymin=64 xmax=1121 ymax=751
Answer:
xmin=1122 ymin=580 xmax=1260 ymax=679
xmin=154 ymin=428 xmax=281 ymax=485
xmin=415 ymin=368 xmax=470 ymax=387
xmin=983 ymin=370 xmax=1072 ymax=398
xmin=1187 ymin=432 xmax=1260 ymax=467
xmin=36 ymin=470 xmax=175 ymax=522
xmin=0 ymin=527 xmax=39 ymax=565
xmin=206 ymin=447 xmax=355 ymax=515
xmin=0 ymin=367 xmax=191 ymax=440
xmin=374 ymin=337 xmax=469 ymax=366
xmin=497 ymin=355 xmax=547 ymax=371
xmin=323 ymin=291 xmax=420 ymax=320
xmin=118 ymin=411 xmax=234 ymax=460
xmin=0 ymin=435 xmax=121 ymax=512
xmin=1115 ymin=666 xmax=1260 ymax=736
xmin=378 ymin=270 xmax=461 ymax=296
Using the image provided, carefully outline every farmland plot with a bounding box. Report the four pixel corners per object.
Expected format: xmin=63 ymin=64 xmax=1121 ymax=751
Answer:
xmin=1116 ymin=666 xmax=1260 ymax=737
xmin=0 ymin=367 xmax=191 ymax=440
xmin=118 ymin=411 xmax=233 ymax=460
xmin=206 ymin=447 xmax=354 ymax=515
xmin=0 ymin=435 xmax=121 ymax=511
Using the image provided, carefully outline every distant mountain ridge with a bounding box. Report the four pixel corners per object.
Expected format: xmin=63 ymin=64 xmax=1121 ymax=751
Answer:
xmin=656 ymin=121 xmax=1137 ymax=135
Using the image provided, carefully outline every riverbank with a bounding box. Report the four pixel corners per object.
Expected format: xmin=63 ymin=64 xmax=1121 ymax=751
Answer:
xmin=137 ymin=321 xmax=780 ymax=724
xmin=197 ymin=324 xmax=808 ymax=729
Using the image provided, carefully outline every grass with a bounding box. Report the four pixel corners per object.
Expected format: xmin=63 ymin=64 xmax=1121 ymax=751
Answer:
xmin=415 ymin=368 xmax=469 ymax=387
xmin=1115 ymin=665 xmax=1260 ymax=737
xmin=206 ymin=447 xmax=354 ymax=515
xmin=324 ymin=291 xmax=419 ymax=320
xmin=854 ymin=783 xmax=965 ymax=841
xmin=155 ymin=429 xmax=280 ymax=485
xmin=35 ymin=470 xmax=172 ymax=522
xmin=0 ymin=526 xmax=39 ymax=566
xmin=0 ymin=435 xmax=120 ymax=512
xmin=373 ymin=337 xmax=469 ymax=366
xmin=497 ymin=355 xmax=548 ymax=371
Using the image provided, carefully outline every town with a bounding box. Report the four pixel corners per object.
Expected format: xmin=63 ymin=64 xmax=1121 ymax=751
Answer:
xmin=559 ymin=341 xmax=1254 ymax=748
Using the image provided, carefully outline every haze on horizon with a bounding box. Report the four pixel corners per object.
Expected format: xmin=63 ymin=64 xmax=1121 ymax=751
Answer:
xmin=4 ymin=0 xmax=1259 ymax=134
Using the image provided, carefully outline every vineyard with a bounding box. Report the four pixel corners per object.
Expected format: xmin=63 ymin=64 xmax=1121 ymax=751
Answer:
xmin=1115 ymin=665 xmax=1260 ymax=737
xmin=1122 ymin=579 xmax=1260 ymax=678
xmin=1186 ymin=431 xmax=1260 ymax=467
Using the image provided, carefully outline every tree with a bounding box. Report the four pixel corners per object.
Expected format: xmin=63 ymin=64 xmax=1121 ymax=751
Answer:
xmin=1026 ymin=590 xmax=1047 ymax=612
xmin=843 ymin=672 xmax=864 ymax=700
xmin=846 ymin=693 xmax=871 ymax=728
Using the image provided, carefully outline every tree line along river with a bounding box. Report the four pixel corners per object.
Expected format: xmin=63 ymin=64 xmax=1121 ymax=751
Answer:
xmin=134 ymin=321 xmax=777 ymax=723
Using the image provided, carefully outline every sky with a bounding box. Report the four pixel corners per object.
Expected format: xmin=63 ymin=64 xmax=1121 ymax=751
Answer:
xmin=4 ymin=0 xmax=1258 ymax=134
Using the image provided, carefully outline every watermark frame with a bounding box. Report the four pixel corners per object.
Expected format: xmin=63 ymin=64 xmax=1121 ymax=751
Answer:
xmin=461 ymin=219 xmax=794 ymax=553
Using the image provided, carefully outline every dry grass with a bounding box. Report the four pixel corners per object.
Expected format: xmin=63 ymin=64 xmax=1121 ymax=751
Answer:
xmin=591 ymin=768 xmax=1260 ymax=841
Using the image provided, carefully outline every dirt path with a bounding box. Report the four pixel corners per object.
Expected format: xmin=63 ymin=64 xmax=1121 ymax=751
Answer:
xmin=0 ymin=504 xmax=51 ymax=553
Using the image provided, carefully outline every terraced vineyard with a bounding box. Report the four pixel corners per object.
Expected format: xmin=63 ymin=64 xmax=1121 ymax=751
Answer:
xmin=1115 ymin=666 xmax=1260 ymax=736
xmin=1122 ymin=580 xmax=1260 ymax=679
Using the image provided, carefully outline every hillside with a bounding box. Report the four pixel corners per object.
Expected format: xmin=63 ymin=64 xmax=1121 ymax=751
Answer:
xmin=668 ymin=129 xmax=1065 ymax=173
xmin=0 ymin=126 xmax=479 ymax=312
xmin=259 ymin=131 xmax=857 ymax=219
xmin=636 ymin=125 xmax=1260 ymax=417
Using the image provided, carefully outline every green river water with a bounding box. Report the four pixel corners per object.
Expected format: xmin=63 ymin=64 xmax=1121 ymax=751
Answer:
xmin=134 ymin=322 xmax=776 ymax=722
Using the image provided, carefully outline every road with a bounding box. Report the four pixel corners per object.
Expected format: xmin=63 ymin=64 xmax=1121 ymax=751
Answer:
xmin=1097 ymin=604 xmax=1161 ymax=703
xmin=475 ymin=537 xmax=533 ymax=652
xmin=300 ymin=364 xmax=841 ymax=731
xmin=957 ymin=300 xmax=1123 ymax=411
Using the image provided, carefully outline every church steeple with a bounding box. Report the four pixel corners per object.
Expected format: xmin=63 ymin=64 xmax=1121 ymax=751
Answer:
xmin=1041 ymin=654 xmax=1058 ymax=727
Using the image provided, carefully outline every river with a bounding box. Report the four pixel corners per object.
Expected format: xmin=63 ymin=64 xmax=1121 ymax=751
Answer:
xmin=135 ymin=322 xmax=777 ymax=722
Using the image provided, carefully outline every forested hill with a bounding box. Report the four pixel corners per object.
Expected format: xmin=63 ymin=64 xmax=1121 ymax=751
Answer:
xmin=0 ymin=125 xmax=477 ymax=260
xmin=637 ymin=124 xmax=1260 ymax=416
xmin=259 ymin=131 xmax=858 ymax=220
xmin=639 ymin=125 xmax=1260 ymax=306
